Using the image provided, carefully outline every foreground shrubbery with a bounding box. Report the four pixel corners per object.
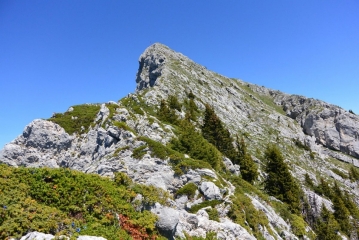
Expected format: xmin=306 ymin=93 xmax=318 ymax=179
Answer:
xmin=0 ymin=164 xmax=166 ymax=239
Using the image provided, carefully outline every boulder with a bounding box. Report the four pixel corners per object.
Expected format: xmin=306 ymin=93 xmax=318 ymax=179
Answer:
xmin=200 ymin=182 xmax=222 ymax=200
xmin=151 ymin=203 xmax=179 ymax=239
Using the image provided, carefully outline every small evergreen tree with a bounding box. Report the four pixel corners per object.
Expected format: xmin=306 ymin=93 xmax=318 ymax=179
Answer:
xmin=235 ymin=137 xmax=258 ymax=184
xmin=168 ymin=95 xmax=181 ymax=111
xmin=349 ymin=166 xmax=359 ymax=181
xmin=157 ymin=100 xmax=178 ymax=124
xmin=264 ymin=144 xmax=301 ymax=213
xmin=316 ymin=205 xmax=341 ymax=240
xmin=201 ymin=104 xmax=236 ymax=161
xmin=332 ymin=182 xmax=351 ymax=235
xmin=171 ymin=120 xmax=221 ymax=170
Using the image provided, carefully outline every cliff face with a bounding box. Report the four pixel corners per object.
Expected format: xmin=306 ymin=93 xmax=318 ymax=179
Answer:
xmin=1 ymin=43 xmax=359 ymax=239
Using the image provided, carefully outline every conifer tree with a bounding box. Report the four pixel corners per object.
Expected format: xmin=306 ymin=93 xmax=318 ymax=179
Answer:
xmin=201 ymin=104 xmax=236 ymax=161
xmin=171 ymin=120 xmax=221 ymax=169
xmin=332 ymin=182 xmax=351 ymax=235
xmin=264 ymin=144 xmax=301 ymax=213
xmin=235 ymin=137 xmax=258 ymax=184
xmin=157 ymin=100 xmax=178 ymax=124
xmin=316 ymin=205 xmax=341 ymax=240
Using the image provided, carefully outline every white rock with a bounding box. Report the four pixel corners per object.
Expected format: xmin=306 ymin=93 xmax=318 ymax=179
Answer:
xmin=200 ymin=181 xmax=222 ymax=200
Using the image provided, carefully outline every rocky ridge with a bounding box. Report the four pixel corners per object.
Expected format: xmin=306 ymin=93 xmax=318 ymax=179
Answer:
xmin=1 ymin=43 xmax=359 ymax=239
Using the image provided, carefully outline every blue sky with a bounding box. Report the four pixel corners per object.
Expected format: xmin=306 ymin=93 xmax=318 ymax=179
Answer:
xmin=1 ymin=1 xmax=358 ymax=148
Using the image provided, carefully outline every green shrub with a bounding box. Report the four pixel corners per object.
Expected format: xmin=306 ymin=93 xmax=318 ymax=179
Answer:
xmin=331 ymin=168 xmax=348 ymax=179
xmin=168 ymin=95 xmax=182 ymax=111
xmin=157 ymin=100 xmax=178 ymax=124
xmin=264 ymin=144 xmax=301 ymax=213
xmin=176 ymin=183 xmax=198 ymax=199
xmin=189 ymin=200 xmax=222 ymax=213
xmin=349 ymin=166 xmax=359 ymax=181
xmin=49 ymin=104 xmax=101 ymax=135
xmin=113 ymin=121 xmax=135 ymax=133
xmin=206 ymin=208 xmax=220 ymax=222
xmin=0 ymin=164 xmax=162 ymax=239
xmin=171 ymin=121 xmax=222 ymax=170
xmin=113 ymin=146 xmax=130 ymax=157
xmin=132 ymin=145 xmax=148 ymax=159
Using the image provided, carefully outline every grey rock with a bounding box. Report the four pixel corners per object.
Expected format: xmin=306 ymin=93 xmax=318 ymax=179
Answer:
xmin=20 ymin=232 xmax=56 ymax=240
xmin=200 ymin=181 xmax=222 ymax=200
xmin=77 ymin=236 xmax=107 ymax=240
xmin=223 ymin=156 xmax=240 ymax=175
xmin=151 ymin=202 xmax=179 ymax=239
xmin=275 ymin=93 xmax=359 ymax=159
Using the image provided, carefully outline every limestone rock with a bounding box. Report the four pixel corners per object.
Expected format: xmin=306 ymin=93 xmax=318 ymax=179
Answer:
xmin=151 ymin=203 xmax=179 ymax=239
xmin=20 ymin=232 xmax=56 ymax=240
xmin=200 ymin=181 xmax=222 ymax=200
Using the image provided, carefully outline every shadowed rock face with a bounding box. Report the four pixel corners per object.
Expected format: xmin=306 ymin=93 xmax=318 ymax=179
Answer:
xmin=273 ymin=93 xmax=359 ymax=158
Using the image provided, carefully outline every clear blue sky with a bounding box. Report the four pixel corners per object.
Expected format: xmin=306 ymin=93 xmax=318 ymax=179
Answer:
xmin=1 ymin=1 xmax=358 ymax=148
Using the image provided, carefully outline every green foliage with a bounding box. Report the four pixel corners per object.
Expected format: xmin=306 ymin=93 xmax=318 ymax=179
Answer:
xmin=131 ymin=145 xmax=147 ymax=159
xmin=173 ymin=159 xmax=212 ymax=176
xmin=271 ymin=200 xmax=309 ymax=238
xmin=332 ymin=183 xmax=351 ymax=234
xmin=184 ymin=96 xmax=199 ymax=121
xmin=227 ymin=179 xmax=272 ymax=239
xmin=113 ymin=121 xmax=135 ymax=133
xmin=0 ymin=164 xmax=162 ymax=239
xmin=290 ymin=214 xmax=307 ymax=237
xmin=314 ymin=180 xmax=359 ymax=236
xmin=168 ymin=95 xmax=181 ymax=111
xmin=138 ymin=136 xmax=178 ymax=160
xmin=171 ymin=120 xmax=222 ymax=170
xmin=304 ymin=173 xmax=314 ymax=188
xmin=201 ymin=104 xmax=236 ymax=161
xmin=157 ymin=100 xmax=178 ymax=124
xmin=314 ymin=178 xmax=331 ymax=198
xmin=114 ymin=172 xmax=132 ymax=187
xmin=176 ymin=183 xmax=198 ymax=199
xmin=235 ymin=137 xmax=258 ymax=184
xmin=49 ymin=104 xmax=101 ymax=135
xmin=188 ymin=200 xmax=222 ymax=213
xmin=205 ymin=208 xmax=219 ymax=222
xmin=120 ymin=95 xmax=155 ymax=116
xmin=331 ymin=168 xmax=348 ymax=179
xmin=184 ymin=231 xmax=217 ymax=240
xmin=333 ymin=195 xmax=351 ymax=234
xmin=349 ymin=166 xmax=359 ymax=181
xmin=101 ymin=103 xmax=119 ymax=127
xmin=188 ymin=91 xmax=196 ymax=99
xmin=112 ymin=146 xmax=130 ymax=157
xmin=130 ymin=184 xmax=169 ymax=206
xmin=264 ymin=145 xmax=301 ymax=213
xmin=315 ymin=205 xmax=341 ymax=240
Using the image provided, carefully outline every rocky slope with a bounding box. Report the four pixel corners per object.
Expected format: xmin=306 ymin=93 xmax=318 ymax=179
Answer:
xmin=1 ymin=43 xmax=359 ymax=239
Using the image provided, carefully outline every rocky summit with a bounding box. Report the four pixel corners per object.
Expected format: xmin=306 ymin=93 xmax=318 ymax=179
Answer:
xmin=1 ymin=43 xmax=359 ymax=240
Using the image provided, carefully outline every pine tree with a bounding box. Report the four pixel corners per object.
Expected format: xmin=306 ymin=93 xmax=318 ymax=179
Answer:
xmin=264 ymin=144 xmax=301 ymax=213
xmin=171 ymin=120 xmax=221 ymax=170
xmin=316 ymin=205 xmax=341 ymax=240
xmin=157 ymin=100 xmax=178 ymax=124
xmin=201 ymin=104 xmax=236 ymax=161
xmin=235 ymin=137 xmax=258 ymax=184
xmin=332 ymin=182 xmax=351 ymax=235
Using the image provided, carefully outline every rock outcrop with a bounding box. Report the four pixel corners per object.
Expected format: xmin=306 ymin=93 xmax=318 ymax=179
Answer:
xmin=273 ymin=93 xmax=359 ymax=159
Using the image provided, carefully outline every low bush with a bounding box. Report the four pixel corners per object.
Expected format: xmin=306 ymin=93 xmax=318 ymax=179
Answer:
xmin=176 ymin=183 xmax=197 ymax=199
xmin=49 ymin=104 xmax=100 ymax=135
xmin=188 ymin=200 xmax=222 ymax=214
xmin=0 ymin=164 xmax=164 ymax=239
